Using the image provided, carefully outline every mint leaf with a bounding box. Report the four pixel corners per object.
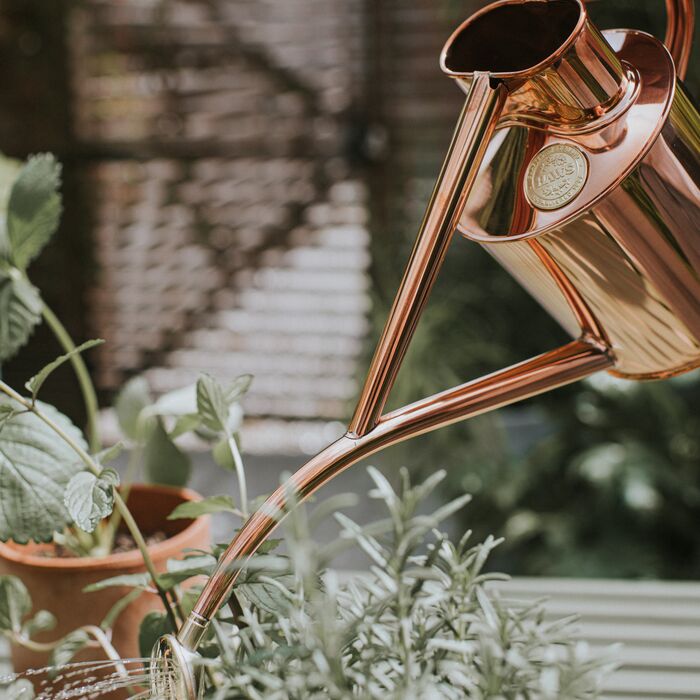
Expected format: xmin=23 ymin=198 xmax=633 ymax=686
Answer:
xmin=0 ymin=270 xmax=42 ymax=362
xmin=157 ymin=555 xmax=217 ymax=589
xmin=0 ymin=575 xmax=31 ymax=633
xmin=168 ymin=495 xmax=239 ymax=520
xmin=0 ymin=398 xmax=86 ymax=542
xmin=6 ymin=154 xmax=62 ymax=271
xmin=212 ymin=437 xmax=235 ymax=471
xmin=49 ymin=629 xmax=90 ymax=668
xmin=196 ymin=374 xmax=230 ymax=433
xmin=0 ymin=405 xmax=18 ymax=434
xmin=143 ymin=420 xmax=191 ymax=487
xmin=114 ymin=376 xmax=152 ymax=442
xmin=225 ymin=374 xmax=253 ymax=404
xmin=25 ymin=338 xmax=104 ymax=398
xmin=64 ymin=469 xmax=119 ymax=533
xmin=22 ymin=609 xmax=56 ymax=638
xmin=138 ymin=611 xmax=174 ymax=658
xmin=0 ymin=155 xmax=21 ymax=261
xmin=196 ymin=373 xmax=250 ymax=436
xmin=84 ymin=572 xmax=151 ymax=593
xmin=236 ymin=574 xmax=294 ymax=615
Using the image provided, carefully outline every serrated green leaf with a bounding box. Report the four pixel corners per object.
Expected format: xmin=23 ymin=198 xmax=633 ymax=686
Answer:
xmin=196 ymin=374 xmax=251 ymax=438
xmin=25 ymin=338 xmax=104 ymax=398
xmin=226 ymin=374 xmax=253 ymax=403
xmin=84 ymin=572 xmax=151 ymax=593
xmin=0 ymin=155 xmax=21 ymax=262
xmin=156 ymin=555 xmax=217 ymax=589
xmin=114 ymin=376 xmax=152 ymax=442
xmin=168 ymin=495 xmax=239 ymax=520
xmin=7 ymin=154 xmax=62 ymax=271
xmin=0 ymin=404 xmax=19 ymax=434
xmin=49 ymin=629 xmax=90 ymax=668
xmin=212 ymin=437 xmax=235 ymax=471
xmin=0 ymin=398 xmax=86 ymax=542
xmin=0 ymin=575 xmax=31 ymax=633
xmin=138 ymin=611 xmax=174 ymax=659
xmin=64 ymin=469 xmax=119 ymax=533
xmin=22 ymin=609 xmax=56 ymax=638
xmin=0 ymin=154 xmax=20 ymax=209
xmin=196 ymin=374 xmax=229 ymax=433
xmin=143 ymin=420 xmax=191 ymax=487
xmin=0 ymin=270 xmax=42 ymax=362
xmin=236 ymin=575 xmax=294 ymax=615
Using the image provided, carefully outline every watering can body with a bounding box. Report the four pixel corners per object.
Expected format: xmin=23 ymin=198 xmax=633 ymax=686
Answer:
xmin=154 ymin=1 xmax=699 ymax=693
xmin=459 ymin=28 xmax=700 ymax=378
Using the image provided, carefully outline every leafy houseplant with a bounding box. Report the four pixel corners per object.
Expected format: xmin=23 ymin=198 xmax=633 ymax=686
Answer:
xmin=1 ymin=469 xmax=615 ymax=699
xmin=0 ymin=153 xmax=253 ymax=670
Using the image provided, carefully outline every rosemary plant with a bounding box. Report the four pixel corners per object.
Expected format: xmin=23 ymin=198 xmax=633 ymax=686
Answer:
xmin=125 ymin=469 xmax=612 ymax=699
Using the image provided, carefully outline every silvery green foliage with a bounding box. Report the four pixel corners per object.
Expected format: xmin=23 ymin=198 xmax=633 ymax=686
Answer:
xmin=0 ymin=397 xmax=85 ymax=543
xmin=0 ymin=154 xmax=62 ymax=362
xmin=64 ymin=468 xmax=120 ymax=533
xmin=0 ymin=269 xmax=42 ymax=363
xmin=208 ymin=469 xmax=613 ymax=699
xmin=5 ymin=154 xmax=62 ymax=273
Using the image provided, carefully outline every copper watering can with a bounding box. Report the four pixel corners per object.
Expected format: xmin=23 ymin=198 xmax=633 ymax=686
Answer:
xmin=153 ymin=0 xmax=699 ymax=694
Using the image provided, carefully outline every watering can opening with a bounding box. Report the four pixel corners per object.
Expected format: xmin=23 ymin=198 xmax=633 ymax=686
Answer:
xmin=442 ymin=0 xmax=582 ymax=76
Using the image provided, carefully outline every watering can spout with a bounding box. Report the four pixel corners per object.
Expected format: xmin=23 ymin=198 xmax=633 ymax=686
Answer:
xmin=153 ymin=1 xmax=698 ymax=696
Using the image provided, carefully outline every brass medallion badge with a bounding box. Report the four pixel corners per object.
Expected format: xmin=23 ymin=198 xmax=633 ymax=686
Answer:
xmin=524 ymin=143 xmax=588 ymax=211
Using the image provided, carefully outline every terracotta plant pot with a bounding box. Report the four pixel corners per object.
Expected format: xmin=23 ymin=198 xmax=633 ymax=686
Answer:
xmin=0 ymin=484 xmax=210 ymax=674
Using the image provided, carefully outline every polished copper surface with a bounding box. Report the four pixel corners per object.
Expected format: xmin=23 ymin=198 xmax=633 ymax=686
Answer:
xmin=348 ymin=75 xmax=507 ymax=437
xmin=462 ymin=32 xmax=700 ymax=377
xmin=179 ymin=339 xmax=611 ymax=649
xmin=662 ymin=0 xmax=695 ymax=80
xmin=170 ymin=0 xmax=699 ymax=663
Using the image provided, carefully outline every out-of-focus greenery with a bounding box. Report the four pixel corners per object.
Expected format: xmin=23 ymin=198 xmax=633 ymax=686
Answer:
xmin=369 ymin=0 xmax=700 ymax=579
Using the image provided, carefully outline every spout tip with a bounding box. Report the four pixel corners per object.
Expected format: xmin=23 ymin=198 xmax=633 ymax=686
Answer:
xmin=151 ymin=634 xmax=199 ymax=700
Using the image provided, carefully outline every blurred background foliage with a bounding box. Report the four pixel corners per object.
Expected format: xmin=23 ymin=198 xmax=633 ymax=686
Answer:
xmin=0 ymin=0 xmax=698 ymax=580
xmin=369 ymin=0 xmax=700 ymax=579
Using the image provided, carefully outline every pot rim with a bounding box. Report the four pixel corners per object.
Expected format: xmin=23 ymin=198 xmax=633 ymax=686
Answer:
xmin=0 ymin=484 xmax=210 ymax=571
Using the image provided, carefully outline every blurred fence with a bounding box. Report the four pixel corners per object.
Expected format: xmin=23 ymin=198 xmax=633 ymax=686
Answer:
xmin=69 ymin=0 xmax=371 ymax=454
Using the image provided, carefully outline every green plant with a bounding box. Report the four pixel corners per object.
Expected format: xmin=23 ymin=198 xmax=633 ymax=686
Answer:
xmin=1 ymin=469 xmax=616 ymax=698
xmin=206 ymin=469 xmax=614 ymax=699
xmin=0 ymin=152 xmax=253 ymax=634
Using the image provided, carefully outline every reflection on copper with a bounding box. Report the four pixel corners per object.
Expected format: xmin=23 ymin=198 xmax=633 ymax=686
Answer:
xmin=171 ymin=0 xmax=699 ymax=664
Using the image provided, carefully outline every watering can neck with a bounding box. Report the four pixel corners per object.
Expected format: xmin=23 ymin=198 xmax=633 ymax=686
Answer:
xmin=442 ymin=0 xmax=635 ymax=130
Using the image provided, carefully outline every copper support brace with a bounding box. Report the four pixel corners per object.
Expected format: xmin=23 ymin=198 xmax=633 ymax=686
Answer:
xmin=179 ymin=338 xmax=612 ymax=650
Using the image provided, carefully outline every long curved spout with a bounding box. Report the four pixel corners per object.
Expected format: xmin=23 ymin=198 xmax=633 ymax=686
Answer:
xmin=177 ymin=337 xmax=612 ymax=650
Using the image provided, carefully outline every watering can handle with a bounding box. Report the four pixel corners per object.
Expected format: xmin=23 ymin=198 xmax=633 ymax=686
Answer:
xmin=661 ymin=0 xmax=695 ymax=79
xmin=586 ymin=0 xmax=695 ymax=79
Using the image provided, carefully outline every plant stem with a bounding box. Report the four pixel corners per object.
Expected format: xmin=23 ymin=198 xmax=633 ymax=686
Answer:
xmin=10 ymin=625 xmax=121 ymax=659
xmin=228 ymin=435 xmax=248 ymax=517
xmin=103 ymin=446 xmax=142 ymax=552
xmin=41 ymin=303 xmax=102 ymax=453
xmin=0 ymin=381 xmax=178 ymax=631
